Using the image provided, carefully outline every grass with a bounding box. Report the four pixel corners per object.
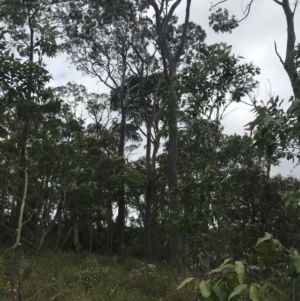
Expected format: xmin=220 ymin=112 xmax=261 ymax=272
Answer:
xmin=0 ymin=248 xmax=196 ymax=301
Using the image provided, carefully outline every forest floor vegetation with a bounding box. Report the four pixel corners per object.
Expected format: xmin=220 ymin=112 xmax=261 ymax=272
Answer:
xmin=0 ymin=247 xmax=196 ymax=301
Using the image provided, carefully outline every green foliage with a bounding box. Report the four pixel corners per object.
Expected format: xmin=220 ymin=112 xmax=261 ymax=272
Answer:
xmin=176 ymin=42 xmax=260 ymax=121
xmin=247 ymin=96 xmax=299 ymax=161
xmin=209 ymin=8 xmax=239 ymax=34
xmin=178 ymin=233 xmax=300 ymax=301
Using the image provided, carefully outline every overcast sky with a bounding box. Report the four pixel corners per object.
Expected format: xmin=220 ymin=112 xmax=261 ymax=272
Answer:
xmin=45 ymin=0 xmax=300 ymax=177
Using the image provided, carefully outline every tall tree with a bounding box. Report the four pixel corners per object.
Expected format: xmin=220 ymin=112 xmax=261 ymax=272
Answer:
xmin=63 ymin=0 xmax=150 ymax=258
xmin=145 ymin=0 xmax=192 ymax=266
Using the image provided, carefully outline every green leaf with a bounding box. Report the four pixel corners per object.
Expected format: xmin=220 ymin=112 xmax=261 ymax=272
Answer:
xmin=265 ymin=281 xmax=285 ymax=296
xmin=272 ymin=239 xmax=283 ymax=248
xmin=235 ymin=261 xmax=245 ymax=284
xmin=269 ymin=250 xmax=282 ymax=261
xmin=290 ymin=249 xmax=300 ymax=274
xmin=222 ymin=258 xmax=233 ymax=265
xmin=209 ymin=264 xmax=233 ymax=274
xmin=199 ymin=280 xmax=211 ymax=298
xmin=257 ymin=242 xmax=269 ymax=254
xmin=177 ymin=277 xmax=194 ymax=290
xmin=258 ymin=286 xmax=266 ymax=300
xmin=256 ymin=232 xmax=272 ymax=247
xmin=247 ymin=265 xmax=260 ymax=270
xmin=228 ymin=284 xmax=247 ymax=300
xmin=249 ymin=284 xmax=260 ymax=301
xmin=212 ymin=285 xmax=225 ymax=301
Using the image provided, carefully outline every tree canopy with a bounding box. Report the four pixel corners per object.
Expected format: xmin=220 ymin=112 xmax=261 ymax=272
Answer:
xmin=1 ymin=1 xmax=300 ymax=301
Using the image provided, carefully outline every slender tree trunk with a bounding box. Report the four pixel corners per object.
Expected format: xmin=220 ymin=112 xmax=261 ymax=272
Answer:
xmin=73 ymin=215 xmax=81 ymax=252
xmin=117 ymin=107 xmax=126 ymax=259
xmin=168 ymin=90 xmax=181 ymax=266
xmin=15 ymin=123 xmax=29 ymax=230
xmin=14 ymin=18 xmax=34 ymax=231
xmin=10 ymin=147 xmax=28 ymax=301
xmin=144 ymin=125 xmax=153 ymax=262
xmin=55 ymin=209 xmax=62 ymax=252
xmin=88 ymin=215 xmax=93 ymax=253
xmin=55 ymin=189 xmax=65 ymax=253
xmin=11 ymin=21 xmax=34 ymax=295
xmin=107 ymin=199 xmax=113 ymax=252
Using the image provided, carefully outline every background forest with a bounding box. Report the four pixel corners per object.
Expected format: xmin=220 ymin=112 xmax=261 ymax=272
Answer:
xmin=1 ymin=0 xmax=300 ymax=300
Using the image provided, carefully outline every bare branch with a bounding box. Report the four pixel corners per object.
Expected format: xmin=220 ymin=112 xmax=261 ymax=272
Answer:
xmin=146 ymin=0 xmax=160 ymax=13
xmin=293 ymin=0 xmax=299 ymax=14
xmin=209 ymin=0 xmax=228 ymax=11
xmin=159 ymin=0 xmax=165 ymax=15
xmin=210 ymin=0 xmax=255 ymax=22
xmin=239 ymin=0 xmax=255 ymax=22
xmin=163 ymin=0 xmax=182 ymax=35
xmin=274 ymin=41 xmax=285 ymax=66
xmin=138 ymin=125 xmax=148 ymax=137
xmin=174 ymin=0 xmax=192 ymax=62
xmin=273 ymin=0 xmax=283 ymax=5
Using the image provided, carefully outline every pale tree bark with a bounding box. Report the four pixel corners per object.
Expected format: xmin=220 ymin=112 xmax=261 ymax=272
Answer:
xmin=274 ymin=0 xmax=300 ymax=99
xmin=10 ymin=10 xmax=34 ymax=301
xmin=10 ymin=148 xmax=28 ymax=301
xmin=146 ymin=0 xmax=192 ymax=267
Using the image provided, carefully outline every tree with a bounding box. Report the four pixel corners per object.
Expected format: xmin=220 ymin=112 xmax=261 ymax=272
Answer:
xmin=63 ymin=0 xmax=154 ymax=258
xmin=174 ymin=43 xmax=259 ymax=270
xmin=145 ymin=0 xmax=192 ymax=267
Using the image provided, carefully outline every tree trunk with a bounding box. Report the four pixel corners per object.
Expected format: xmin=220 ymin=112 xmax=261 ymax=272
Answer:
xmin=144 ymin=125 xmax=153 ymax=262
xmin=146 ymin=0 xmax=191 ymax=268
xmin=14 ymin=18 xmax=34 ymax=231
xmin=10 ymin=147 xmax=28 ymax=301
xmin=55 ymin=209 xmax=62 ymax=253
xmin=281 ymin=0 xmax=300 ymax=99
xmin=107 ymin=199 xmax=113 ymax=252
xmin=15 ymin=123 xmax=29 ymax=230
xmin=117 ymin=107 xmax=126 ymax=259
xmin=89 ymin=215 xmax=93 ymax=254
xmin=73 ymin=216 xmax=81 ymax=252
xmin=167 ymin=90 xmax=181 ymax=266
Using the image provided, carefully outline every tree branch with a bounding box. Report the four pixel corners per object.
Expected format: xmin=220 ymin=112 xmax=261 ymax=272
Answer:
xmin=274 ymin=41 xmax=285 ymax=66
xmin=209 ymin=0 xmax=228 ymax=11
xmin=293 ymin=0 xmax=299 ymax=14
xmin=163 ymin=0 xmax=182 ymax=35
xmin=239 ymin=0 xmax=255 ymax=22
xmin=174 ymin=0 xmax=192 ymax=62
xmin=210 ymin=0 xmax=255 ymax=22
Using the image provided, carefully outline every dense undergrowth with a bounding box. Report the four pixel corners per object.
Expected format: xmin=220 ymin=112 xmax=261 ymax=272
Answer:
xmin=0 ymin=247 xmax=195 ymax=301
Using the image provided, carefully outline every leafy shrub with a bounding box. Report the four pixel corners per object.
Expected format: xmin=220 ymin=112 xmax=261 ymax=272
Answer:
xmin=178 ymin=233 xmax=300 ymax=301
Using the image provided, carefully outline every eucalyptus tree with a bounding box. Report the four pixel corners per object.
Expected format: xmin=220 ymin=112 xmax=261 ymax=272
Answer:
xmin=144 ymin=0 xmax=193 ymax=265
xmin=124 ymin=18 xmax=207 ymax=262
xmin=111 ymin=68 xmax=166 ymax=262
xmin=0 ymin=0 xmax=62 ymax=237
xmin=0 ymin=2 xmax=67 ymax=296
xmin=0 ymin=49 xmax=57 ymax=301
xmin=63 ymin=0 xmax=159 ymax=258
xmin=175 ymin=43 xmax=259 ymax=270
